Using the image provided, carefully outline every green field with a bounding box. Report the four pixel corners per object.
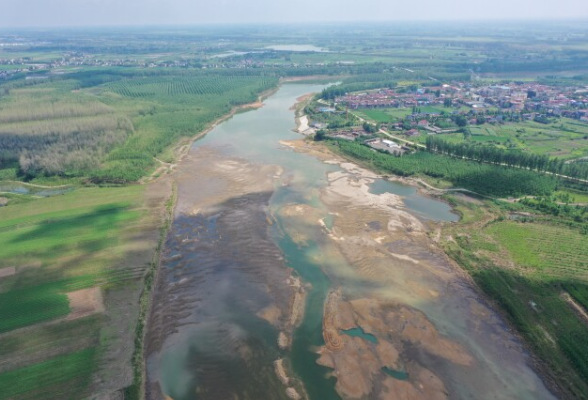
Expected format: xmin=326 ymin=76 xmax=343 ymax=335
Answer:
xmin=356 ymin=107 xmax=414 ymax=123
xmin=0 ymin=186 xmax=160 ymax=399
xmin=464 ymin=119 xmax=588 ymax=159
xmin=443 ymin=201 xmax=588 ymax=399
xmin=487 ymin=222 xmax=588 ymax=280
xmin=0 ymin=348 xmax=96 ymax=400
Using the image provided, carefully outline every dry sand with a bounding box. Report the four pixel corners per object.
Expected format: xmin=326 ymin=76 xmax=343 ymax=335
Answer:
xmin=0 ymin=266 xmax=16 ymax=279
xmin=66 ymin=287 xmax=105 ymax=320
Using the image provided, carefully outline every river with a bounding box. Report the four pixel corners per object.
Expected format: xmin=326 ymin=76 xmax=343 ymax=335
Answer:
xmin=145 ymin=83 xmax=555 ymax=400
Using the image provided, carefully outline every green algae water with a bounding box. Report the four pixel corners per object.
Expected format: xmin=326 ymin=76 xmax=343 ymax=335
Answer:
xmin=148 ymin=83 xmax=555 ymax=400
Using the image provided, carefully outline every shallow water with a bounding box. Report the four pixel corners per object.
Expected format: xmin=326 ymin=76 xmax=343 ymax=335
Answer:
xmin=0 ymin=182 xmax=73 ymax=197
xmin=147 ymin=83 xmax=555 ymax=400
xmin=368 ymin=178 xmax=459 ymax=222
xmin=341 ymin=327 xmax=378 ymax=344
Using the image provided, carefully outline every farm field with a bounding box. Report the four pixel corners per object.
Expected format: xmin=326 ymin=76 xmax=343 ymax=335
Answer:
xmin=0 ymin=185 xmax=165 ymax=399
xmin=467 ymin=119 xmax=588 ymax=159
xmin=442 ymin=201 xmax=588 ymax=399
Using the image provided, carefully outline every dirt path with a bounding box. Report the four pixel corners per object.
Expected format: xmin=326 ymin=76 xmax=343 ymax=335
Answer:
xmin=562 ymin=292 xmax=588 ymax=325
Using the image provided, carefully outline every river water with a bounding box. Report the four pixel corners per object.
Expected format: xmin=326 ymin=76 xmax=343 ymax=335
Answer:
xmin=146 ymin=83 xmax=554 ymax=400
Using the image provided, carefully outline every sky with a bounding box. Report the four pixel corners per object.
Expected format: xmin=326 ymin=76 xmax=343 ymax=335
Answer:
xmin=2 ymin=0 xmax=588 ymax=27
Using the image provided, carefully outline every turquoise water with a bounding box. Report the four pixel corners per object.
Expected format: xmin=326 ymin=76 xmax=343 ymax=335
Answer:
xmin=382 ymin=367 xmax=409 ymax=381
xmin=341 ymin=327 xmax=378 ymax=344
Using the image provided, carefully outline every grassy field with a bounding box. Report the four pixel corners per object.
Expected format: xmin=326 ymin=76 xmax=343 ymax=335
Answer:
xmin=466 ymin=119 xmax=588 ymax=159
xmin=0 ymin=185 xmax=163 ymax=399
xmin=442 ymin=200 xmax=588 ymax=399
xmin=355 ymin=107 xmax=413 ymax=123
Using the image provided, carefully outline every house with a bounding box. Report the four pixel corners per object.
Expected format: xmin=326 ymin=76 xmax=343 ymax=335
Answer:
xmin=417 ymin=119 xmax=429 ymax=127
xmin=382 ymin=139 xmax=400 ymax=148
xmin=405 ymin=129 xmax=419 ymax=136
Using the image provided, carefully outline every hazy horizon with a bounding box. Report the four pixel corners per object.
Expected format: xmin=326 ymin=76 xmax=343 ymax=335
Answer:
xmin=2 ymin=0 xmax=588 ymax=28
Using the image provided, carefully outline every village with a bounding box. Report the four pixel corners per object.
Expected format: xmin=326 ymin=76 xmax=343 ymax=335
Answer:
xmin=334 ymin=82 xmax=588 ymax=124
xmin=298 ymin=81 xmax=588 ymax=159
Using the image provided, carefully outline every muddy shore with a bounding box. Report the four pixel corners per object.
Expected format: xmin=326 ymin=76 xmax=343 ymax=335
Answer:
xmin=145 ymin=147 xmax=304 ymax=399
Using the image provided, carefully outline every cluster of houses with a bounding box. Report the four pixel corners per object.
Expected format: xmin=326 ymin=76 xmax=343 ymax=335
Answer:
xmin=323 ymin=128 xmax=371 ymax=141
xmin=335 ymin=86 xmax=454 ymax=109
xmin=365 ymin=138 xmax=407 ymax=155
xmin=334 ymin=82 xmax=588 ymax=124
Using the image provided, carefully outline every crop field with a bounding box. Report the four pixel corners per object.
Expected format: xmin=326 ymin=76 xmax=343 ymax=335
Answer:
xmin=0 ymin=348 xmax=96 ymax=400
xmin=0 ymin=185 xmax=160 ymax=399
xmin=486 ymin=222 xmax=588 ymax=281
xmin=462 ymin=119 xmax=588 ymax=159
xmin=104 ymin=75 xmax=271 ymax=98
xmin=442 ymin=202 xmax=588 ymax=399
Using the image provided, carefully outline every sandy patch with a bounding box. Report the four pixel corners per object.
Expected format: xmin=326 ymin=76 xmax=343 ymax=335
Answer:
xmin=562 ymin=292 xmax=588 ymax=325
xmin=66 ymin=287 xmax=105 ymax=320
xmin=318 ymin=293 xmax=469 ymax=399
xmin=0 ymin=266 xmax=16 ymax=279
xmin=257 ymin=304 xmax=282 ymax=327
xmin=274 ymin=359 xmax=289 ymax=385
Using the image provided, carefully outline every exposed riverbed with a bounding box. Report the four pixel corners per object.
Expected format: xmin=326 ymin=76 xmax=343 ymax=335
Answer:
xmin=145 ymin=84 xmax=555 ymax=400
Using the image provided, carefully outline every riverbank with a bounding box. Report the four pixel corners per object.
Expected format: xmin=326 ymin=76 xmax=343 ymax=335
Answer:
xmin=141 ymin=84 xmax=280 ymax=185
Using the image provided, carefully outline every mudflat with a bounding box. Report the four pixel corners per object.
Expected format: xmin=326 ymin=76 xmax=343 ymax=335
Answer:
xmin=145 ymin=146 xmax=302 ymax=400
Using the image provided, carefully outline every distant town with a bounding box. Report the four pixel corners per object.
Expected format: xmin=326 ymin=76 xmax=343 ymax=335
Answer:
xmin=335 ymin=83 xmax=588 ymax=121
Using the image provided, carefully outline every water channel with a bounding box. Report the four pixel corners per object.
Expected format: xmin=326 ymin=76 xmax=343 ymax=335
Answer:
xmin=146 ymin=83 xmax=555 ymax=400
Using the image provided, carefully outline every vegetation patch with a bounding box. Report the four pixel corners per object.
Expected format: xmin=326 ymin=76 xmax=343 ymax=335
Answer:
xmin=442 ymin=198 xmax=588 ymax=399
xmin=329 ymin=139 xmax=557 ymax=197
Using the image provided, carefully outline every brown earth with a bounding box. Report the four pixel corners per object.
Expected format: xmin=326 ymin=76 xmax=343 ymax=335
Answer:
xmin=0 ymin=266 xmax=15 ymax=279
xmin=66 ymin=287 xmax=105 ymax=321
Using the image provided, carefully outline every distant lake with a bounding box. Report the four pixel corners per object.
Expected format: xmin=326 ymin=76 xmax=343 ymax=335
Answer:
xmin=266 ymin=44 xmax=326 ymax=52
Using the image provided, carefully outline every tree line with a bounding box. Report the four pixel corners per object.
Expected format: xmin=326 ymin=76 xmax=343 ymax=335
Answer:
xmin=425 ymin=136 xmax=588 ymax=181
